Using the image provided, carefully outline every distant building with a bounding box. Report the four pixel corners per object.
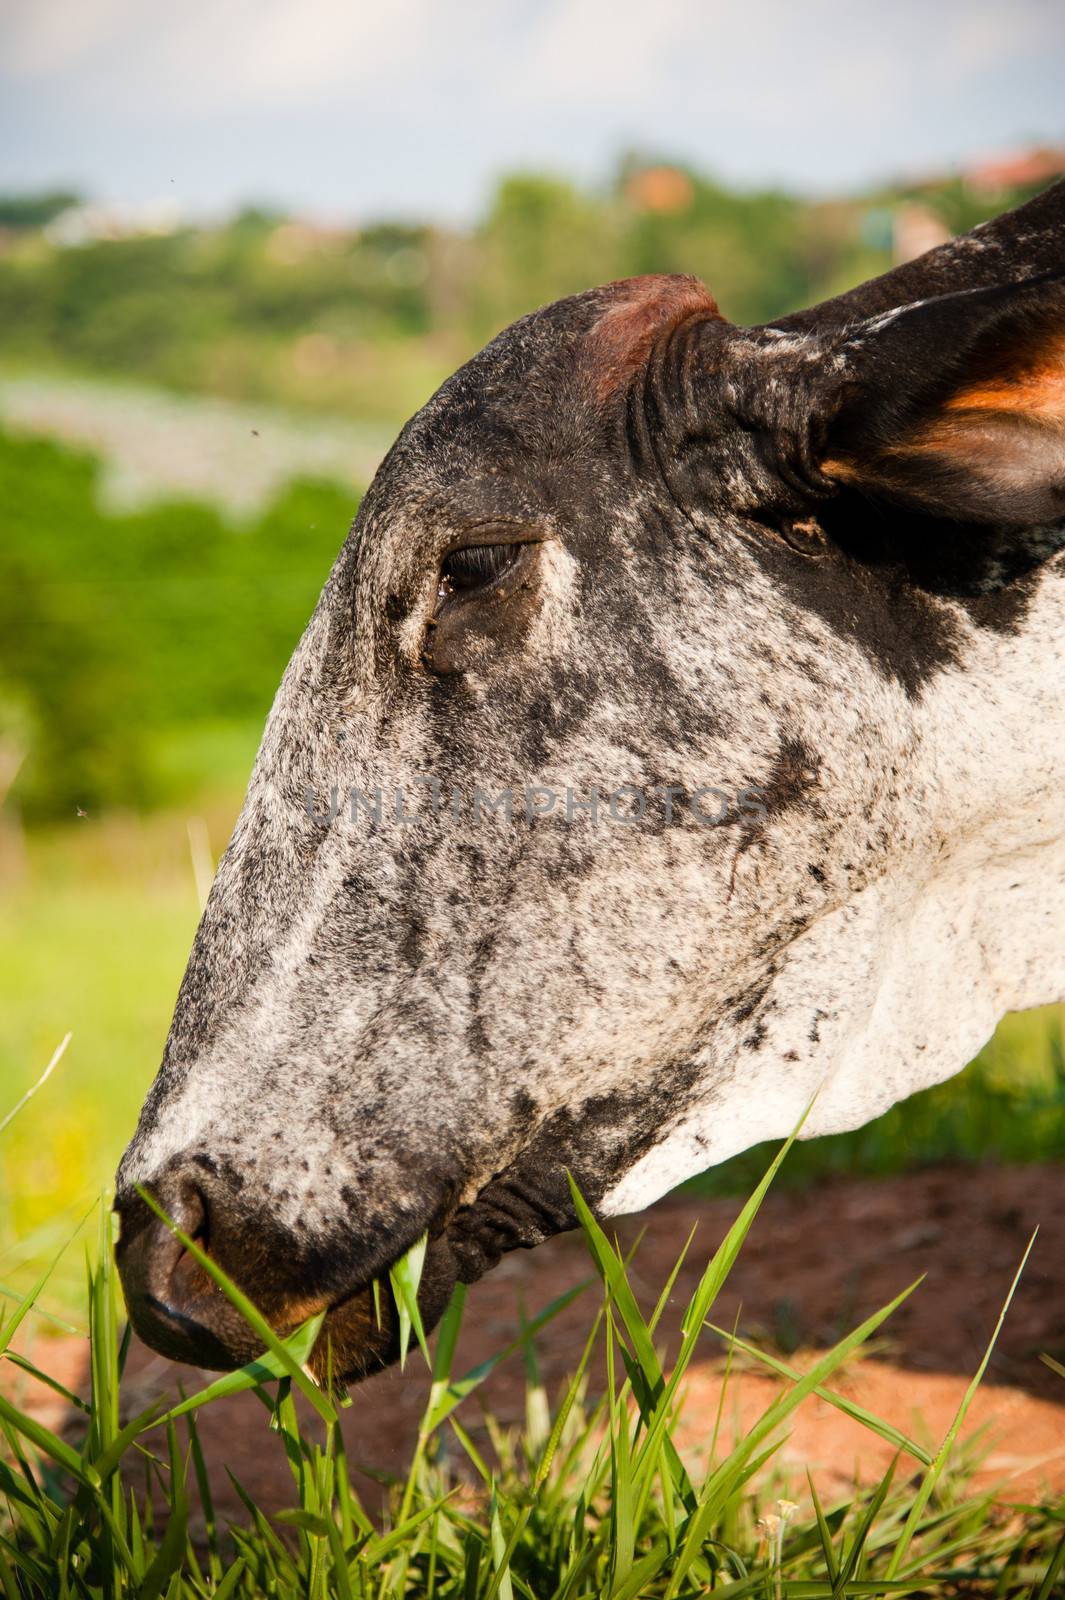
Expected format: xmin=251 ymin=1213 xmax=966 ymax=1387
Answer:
xmin=963 ymin=147 xmax=1065 ymax=197
xmin=891 ymin=201 xmax=952 ymax=265
xmin=44 ymin=200 xmax=183 ymax=247
xmin=623 ymin=165 xmax=695 ymax=216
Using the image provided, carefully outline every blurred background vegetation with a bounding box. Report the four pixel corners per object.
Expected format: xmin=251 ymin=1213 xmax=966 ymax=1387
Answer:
xmin=2 ymin=153 xmax=1064 ymax=1298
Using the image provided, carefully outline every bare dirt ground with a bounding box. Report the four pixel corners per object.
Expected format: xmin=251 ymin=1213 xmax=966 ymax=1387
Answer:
xmin=13 ymin=1164 xmax=1065 ymax=1525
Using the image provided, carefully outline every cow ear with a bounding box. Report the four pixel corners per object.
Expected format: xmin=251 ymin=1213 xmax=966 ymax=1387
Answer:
xmin=816 ymin=274 xmax=1065 ymax=594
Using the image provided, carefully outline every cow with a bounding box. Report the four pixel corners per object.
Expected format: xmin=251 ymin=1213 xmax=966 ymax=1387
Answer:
xmin=116 ymin=182 xmax=1065 ymax=1382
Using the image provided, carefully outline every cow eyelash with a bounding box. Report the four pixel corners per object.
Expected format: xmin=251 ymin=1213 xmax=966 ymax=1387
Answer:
xmin=437 ymin=542 xmax=523 ymax=599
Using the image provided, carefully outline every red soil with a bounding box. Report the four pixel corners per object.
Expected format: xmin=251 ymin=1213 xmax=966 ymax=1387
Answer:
xmin=11 ymin=1163 xmax=1065 ymax=1528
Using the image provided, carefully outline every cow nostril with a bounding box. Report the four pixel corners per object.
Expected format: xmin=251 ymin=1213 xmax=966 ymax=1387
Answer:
xmin=167 ymin=1186 xmax=210 ymax=1290
xmin=115 ymin=1168 xmax=255 ymax=1370
xmin=173 ymin=1182 xmax=208 ymax=1249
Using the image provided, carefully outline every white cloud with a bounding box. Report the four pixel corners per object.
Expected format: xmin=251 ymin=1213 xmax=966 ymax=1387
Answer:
xmin=10 ymin=0 xmax=1055 ymax=112
xmin=1 ymin=0 xmax=1062 ymax=215
xmin=2 ymin=0 xmax=132 ymax=74
xmin=516 ymin=0 xmax=705 ymax=105
xmin=3 ymin=0 xmax=525 ymax=112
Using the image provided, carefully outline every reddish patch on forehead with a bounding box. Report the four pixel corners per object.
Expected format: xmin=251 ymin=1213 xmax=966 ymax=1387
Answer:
xmin=586 ymin=273 xmax=721 ymax=401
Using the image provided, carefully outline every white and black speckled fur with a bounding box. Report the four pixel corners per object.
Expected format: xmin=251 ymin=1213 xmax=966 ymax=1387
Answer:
xmin=116 ymin=182 xmax=1065 ymax=1378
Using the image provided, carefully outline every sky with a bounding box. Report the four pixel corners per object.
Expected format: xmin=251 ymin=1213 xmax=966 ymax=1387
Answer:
xmin=2 ymin=0 xmax=1064 ymax=224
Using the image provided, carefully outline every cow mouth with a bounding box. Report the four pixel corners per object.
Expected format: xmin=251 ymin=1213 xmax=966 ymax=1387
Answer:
xmin=268 ymin=1168 xmax=577 ymax=1385
xmin=299 ymin=1184 xmax=556 ymax=1385
xmin=297 ymin=1230 xmax=461 ymax=1386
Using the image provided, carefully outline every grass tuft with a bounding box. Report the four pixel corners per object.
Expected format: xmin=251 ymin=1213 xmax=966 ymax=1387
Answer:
xmin=0 ymin=1131 xmax=1062 ymax=1593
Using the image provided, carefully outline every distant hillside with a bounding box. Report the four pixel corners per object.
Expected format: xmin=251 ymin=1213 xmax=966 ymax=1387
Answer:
xmin=0 ymin=158 xmax=1058 ymax=426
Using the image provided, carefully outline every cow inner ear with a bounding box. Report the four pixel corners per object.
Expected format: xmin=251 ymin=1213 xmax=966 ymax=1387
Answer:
xmin=814 ymin=484 xmax=1065 ymax=599
xmin=813 ymin=275 xmax=1065 ymax=595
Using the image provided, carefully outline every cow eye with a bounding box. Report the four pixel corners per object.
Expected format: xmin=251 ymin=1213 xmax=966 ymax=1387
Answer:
xmin=438 ymin=543 xmax=522 ymax=599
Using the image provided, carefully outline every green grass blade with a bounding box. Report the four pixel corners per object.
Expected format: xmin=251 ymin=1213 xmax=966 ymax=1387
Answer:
xmin=417 ymin=1282 xmax=465 ymax=1446
xmin=90 ymin=1400 xmax=169 ymax=1484
xmin=0 ymin=1392 xmax=99 ymax=1488
xmin=806 ymin=1471 xmax=839 ymax=1587
xmin=389 ymin=1232 xmax=430 ymax=1370
xmin=211 ymin=1558 xmax=247 ymax=1600
xmin=647 ymin=1223 xmax=697 ymax=1337
xmin=448 ymin=1416 xmax=493 ymax=1485
xmin=484 ymin=1487 xmax=519 ymax=1600
xmin=568 ymin=1176 xmax=694 ymax=1510
xmin=568 ymin=1175 xmax=663 ymax=1395
xmin=676 ymin=1110 xmax=811 ymax=1347
xmin=0 ymin=1192 xmax=97 ymax=1499
xmin=834 ymin=1456 xmax=898 ymax=1594
xmin=0 ymin=1283 xmax=83 ymax=1337
xmin=0 ymin=1033 xmax=71 ymax=1138
xmin=2 ymin=1350 xmax=92 ymax=1414
xmin=609 ymin=1538 xmax=671 ymax=1600
xmin=157 ymin=1312 xmax=326 ymax=1427
xmin=707 ymin=1324 xmax=932 ymax=1466
xmin=884 ymin=1232 xmax=1037 ymax=1580
xmin=423 ymin=1282 xmax=587 ymax=1435
xmin=325 ymin=1515 xmax=356 ymax=1600
xmin=605 ymin=1314 xmax=637 ymax=1593
xmin=0 ymin=1233 xmax=82 ymax=1354
xmin=613 ymin=1122 xmax=808 ymax=1500
xmin=1033 ymin=1519 xmax=1065 ymax=1600
xmin=0 ymin=1543 xmax=20 ymax=1600
xmin=533 ymin=1307 xmax=604 ymax=1493
xmin=361 ymin=1493 xmax=455 ymax=1562
xmin=667 ymin=1278 xmax=921 ymax=1593
xmin=136 ymin=1422 xmax=188 ymax=1600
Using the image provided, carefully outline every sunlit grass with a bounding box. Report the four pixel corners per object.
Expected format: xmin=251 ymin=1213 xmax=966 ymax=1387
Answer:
xmin=1 ymin=1145 xmax=1063 ymax=1596
xmin=1 ymin=970 xmax=1063 ymax=1591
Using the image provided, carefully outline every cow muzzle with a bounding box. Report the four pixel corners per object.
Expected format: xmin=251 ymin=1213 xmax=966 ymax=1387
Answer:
xmin=114 ymin=1149 xmax=574 ymax=1381
xmin=113 ymin=1160 xmax=458 ymax=1381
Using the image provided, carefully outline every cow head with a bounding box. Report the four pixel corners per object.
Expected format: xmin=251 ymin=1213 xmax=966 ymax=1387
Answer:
xmin=116 ymin=183 xmax=1065 ymax=1381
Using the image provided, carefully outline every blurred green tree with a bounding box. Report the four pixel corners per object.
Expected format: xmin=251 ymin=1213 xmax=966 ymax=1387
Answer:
xmin=0 ymin=430 xmax=357 ymax=818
